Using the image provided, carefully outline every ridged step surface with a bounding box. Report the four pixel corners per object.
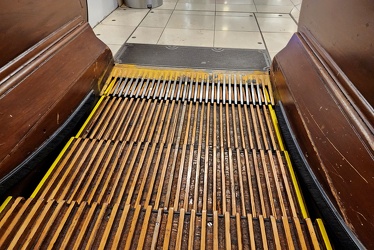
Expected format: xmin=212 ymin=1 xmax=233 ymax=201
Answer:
xmin=0 ymin=66 xmax=331 ymax=249
xmin=34 ymin=138 xmax=300 ymax=217
xmin=0 ymin=198 xmax=323 ymax=250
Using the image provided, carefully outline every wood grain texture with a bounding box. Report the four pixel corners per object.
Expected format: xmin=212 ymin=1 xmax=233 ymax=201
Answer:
xmin=0 ymin=0 xmax=86 ymax=70
xmin=298 ymin=0 xmax=374 ymax=107
xmin=0 ymin=0 xmax=113 ymax=180
xmin=271 ymin=30 xmax=373 ymax=249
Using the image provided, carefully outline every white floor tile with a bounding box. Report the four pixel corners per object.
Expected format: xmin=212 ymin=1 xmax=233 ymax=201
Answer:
xmin=291 ymin=0 xmax=302 ymax=6
xmin=150 ymin=9 xmax=173 ymax=14
xmin=158 ymin=28 xmax=214 ymax=46
xmin=93 ymin=4 xmax=304 ymax=63
xmin=255 ymin=13 xmax=291 ymax=18
xmin=216 ymin=4 xmax=257 ymax=13
xmin=215 ymin=12 xmax=253 ymax=17
xmin=173 ymin=10 xmax=215 ymax=15
xmin=175 ymin=3 xmax=215 ymax=11
xmin=167 ymin=13 xmax=215 ymax=30
xmin=178 ymin=0 xmax=216 ymax=4
xmin=140 ymin=11 xmax=172 ymax=28
xmin=101 ymin=9 xmax=149 ymax=26
xmin=290 ymin=7 xmax=300 ymax=22
xmin=268 ymin=51 xmax=278 ymax=60
xmin=154 ymin=2 xmax=177 ymax=10
xmin=94 ymin=24 xmax=136 ymax=45
xmin=214 ymin=31 xmax=265 ymax=49
xmin=262 ymin=32 xmax=293 ymax=52
xmin=107 ymin=44 xmax=123 ymax=55
xmin=216 ymin=0 xmax=255 ymax=4
xmin=255 ymin=5 xmax=294 ymax=13
xmin=215 ymin=15 xmax=259 ymax=31
xmin=257 ymin=17 xmax=297 ymax=32
xmin=254 ymin=0 xmax=293 ymax=6
xmin=127 ymin=27 xmax=164 ymax=44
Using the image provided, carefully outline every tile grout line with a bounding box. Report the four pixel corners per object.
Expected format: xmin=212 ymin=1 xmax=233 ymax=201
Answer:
xmin=155 ymin=4 xmax=177 ymax=45
xmin=99 ymin=0 xmax=302 ymax=54
xmin=253 ymin=12 xmax=271 ymax=60
xmin=124 ymin=8 xmax=152 ymax=44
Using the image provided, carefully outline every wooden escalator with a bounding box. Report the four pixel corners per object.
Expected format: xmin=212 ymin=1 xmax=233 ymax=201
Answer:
xmin=0 ymin=65 xmax=332 ymax=249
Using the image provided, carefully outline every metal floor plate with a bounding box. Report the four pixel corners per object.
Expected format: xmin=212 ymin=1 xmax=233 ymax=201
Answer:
xmin=115 ymin=44 xmax=270 ymax=71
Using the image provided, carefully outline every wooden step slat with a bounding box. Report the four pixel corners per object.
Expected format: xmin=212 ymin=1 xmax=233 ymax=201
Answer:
xmin=80 ymin=97 xmax=280 ymax=150
xmin=33 ymin=139 xmax=301 ymax=218
xmin=0 ymin=199 xmax=327 ymax=249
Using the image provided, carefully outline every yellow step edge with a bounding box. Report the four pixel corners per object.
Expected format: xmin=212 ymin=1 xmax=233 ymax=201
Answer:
xmin=283 ymin=151 xmax=309 ymax=219
xmin=75 ymin=95 xmax=105 ymax=138
xmin=269 ymin=105 xmax=285 ymax=151
xmin=316 ymin=218 xmax=333 ymax=250
xmin=0 ymin=196 xmax=12 ymax=214
xmin=268 ymin=104 xmax=309 ymax=219
xmin=30 ymin=137 xmax=75 ymax=198
xmin=102 ymin=76 xmax=119 ymax=96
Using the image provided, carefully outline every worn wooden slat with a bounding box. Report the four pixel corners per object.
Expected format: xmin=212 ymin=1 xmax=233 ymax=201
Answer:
xmin=188 ymin=209 xmax=196 ymax=249
xmin=282 ymin=216 xmax=296 ymax=250
xmin=224 ymin=212 xmax=232 ymax=250
xmin=247 ymin=214 xmax=256 ymax=249
xmin=151 ymin=209 xmax=163 ymax=249
xmin=72 ymin=202 xmax=98 ymax=250
xmin=270 ymin=216 xmax=281 ymax=250
xmin=175 ymin=208 xmax=185 ymax=250
xmin=201 ymin=210 xmax=207 ymax=249
xmin=137 ymin=206 xmax=153 ymax=249
xmin=21 ymin=200 xmax=56 ymax=250
xmin=124 ymin=204 xmax=142 ymax=250
xmin=236 ymin=213 xmax=243 ymax=250
xmin=213 ymin=211 xmax=219 ymax=250
xmin=0 ymin=198 xmax=33 ymax=246
xmin=306 ymin=218 xmax=321 ymax=250
xmin=8 ymin=199 xmax=44 ymax=249
xmin=260 ymin=150 xmax=277 ymax=217
xmin=47 ymin=201 xmax=76 ymax=248
xmin=98 ymin=203 xmax=119 ymax=249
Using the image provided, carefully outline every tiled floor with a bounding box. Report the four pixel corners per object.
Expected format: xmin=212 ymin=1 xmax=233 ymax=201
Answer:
xmin=93 ymin=0 xmax=301 ymax=60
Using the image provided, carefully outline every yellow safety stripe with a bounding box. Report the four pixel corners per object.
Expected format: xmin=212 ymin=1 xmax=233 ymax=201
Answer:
xmin=284 ymin=151 xmax=309 ymax=218
xmin=75 ymin=95 xmax=105 ymax=138
xmin=268 ymin=104 xmax=309 ymax=218
xmin=103 ymin=77 xmax=118 ymax=96
xmin=316 ymin=218 xmax=333 ymax=250
xmin=30 ymin=137 xmax=74 ymax=198
xmin=0 ymin=196 xmax=12 ymax=214
xmin=268 ymin=105 xmax=285 ymax=151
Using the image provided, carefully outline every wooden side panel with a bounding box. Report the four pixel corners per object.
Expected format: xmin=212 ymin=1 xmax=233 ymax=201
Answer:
xmin=298 ymin=0 xmax=374 ymax=107
xmin=271 ymin=32 xmax=373 ymax=249
xmin=271 ymin=1 xmax=374 ymax=247
xmin=0 ymin=0 xmax=113 ymax=180
xmin=0 ymin=0 xmax=86 ymax=69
